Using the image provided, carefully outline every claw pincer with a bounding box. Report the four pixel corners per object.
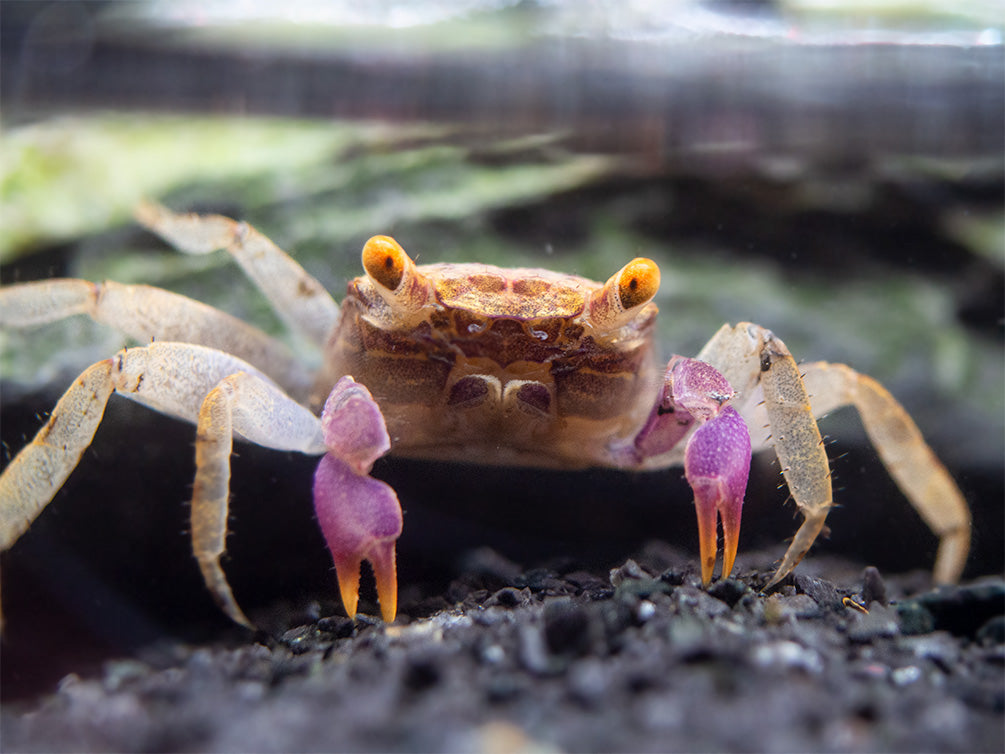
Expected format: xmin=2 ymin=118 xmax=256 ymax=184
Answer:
xmin=312 ymin=377 xmax=403 ymax=622
xmin=632 ymin=357 xmax=751 ymax=584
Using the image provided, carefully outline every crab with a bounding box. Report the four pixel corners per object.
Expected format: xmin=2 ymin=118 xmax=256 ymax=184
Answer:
xmin=0 ymin=203 xmax=971 ymax=627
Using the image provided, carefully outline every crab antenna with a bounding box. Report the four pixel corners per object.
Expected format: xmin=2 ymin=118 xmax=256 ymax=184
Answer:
xmin=588 ymin=258 xmax=660 ymax=333
xmin=361 ymin=236 xmax=431 ymax=317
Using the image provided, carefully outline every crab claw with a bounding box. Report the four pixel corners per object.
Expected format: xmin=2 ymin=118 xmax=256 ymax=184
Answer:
xmin=313 ymin=377 xmax=402 ymax=622
xmin=684 ymin=405 xmax=751 ymax=584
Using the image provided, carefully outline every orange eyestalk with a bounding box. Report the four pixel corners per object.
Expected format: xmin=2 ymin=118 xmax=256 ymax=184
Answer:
xmin=588 ymin=257 xmax=660 ymax=333
xmin=361 ymin=236 xmax=431 ymax=319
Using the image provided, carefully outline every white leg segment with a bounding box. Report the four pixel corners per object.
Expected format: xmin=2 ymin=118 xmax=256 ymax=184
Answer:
xmin=0 ymin=342 xmax=326 ymax=626
xmin=135 ymin=202 xmax=340 ymax=348
xmin=189 ymin=369 xmax=326 ymax=627
xmin=800 ymin=361 xmax=971 ymax=584
xmin=0 ymin=279 xmax=312 ymax=399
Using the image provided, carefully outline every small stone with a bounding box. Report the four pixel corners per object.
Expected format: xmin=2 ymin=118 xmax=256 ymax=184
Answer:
xmin=891 ymin=665 xmax=923 ymax=686
xmin=976 ymin=615 xmax=1005 ymax=645
xmin=752 ymin=641 xmax=824 ymax=674
xmin=515 ymin=568 xmax=563 ymax=592
xmin=708 ymin=578 xmax=747 ymax=607
xmin=485 ymin=673 xmax=527 ymax=703
xmin=610 ymin=559 xmax=652 ymax=586
xmin=459 ymin=547 xmax=523 ymax=585
xmin=637 ymin=600 xmax=657 ymax=622
xmin=518 ymin=624 xmax=556 ymax=675
xmin=915 ymin=580 xmax=1005 ymax=637
xmin=763 ymin=593 xmax=821 ymax=622
xmin=896 ymin=601 xmax=936 ymax=635
xmin=485 ymin=587 xmax=528 ymax=608
xmin=279 ymin=625 xmax=324 ymax=655
xmin=849 ymin=604 xmax=901 ymax=643
xmin=861 ymin=566 xmax=888 ymax=606
xmin=794 ymin=573 xmax=844 ymax=611
xmin=317 ymin=615 xmax=355 ymax=639
xmin=901 ymin=632 xmax=961 ymax=669
xmin=543 ymin=598 xmax=594 ymax=657
xmin=481 ymin=644 xmax=506 ymax=665
xmin=567 ymin=658 xmax=608 ymax=705
xmin=403 ymin=655 xmax=441 ymax=691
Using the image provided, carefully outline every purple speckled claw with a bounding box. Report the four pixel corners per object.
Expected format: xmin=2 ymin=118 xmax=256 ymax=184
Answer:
xmin=313 ymin=377 xmax=402 ymax=622
xmin=685 ymin=406 xmax=751 ymax=584
xmin=629 ymin=357 xmax=751 ymax=584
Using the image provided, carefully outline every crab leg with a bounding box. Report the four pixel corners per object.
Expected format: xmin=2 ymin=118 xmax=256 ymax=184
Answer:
xmin=0 ymin=342 xmax=326 ymax=628
xmin=799 ymin=362 xmax=971 ymax=584
xmin=0 ymin=279 xmax=311 ymax=399
xmin=311 ymin=377 xmax=403 ymax=623
xmin=627 ymin=357 xmax=752 ymax=583
xmin=697 ymin=322 xmax=970 ymax=587
xmin=135 ymin=202 xmax=340 ymax=349
xmin=696 ymin=324 xmax=833 ymax=587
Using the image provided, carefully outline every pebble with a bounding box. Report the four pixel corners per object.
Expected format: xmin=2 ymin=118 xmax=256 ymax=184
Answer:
xmin=849 ymin=604 xmax=900 ymax=643
xmin=861 ymin=566 xmax=888 ymax=606
xmin=752 ymin=641 xmax=825 ymax=674
xmin=794 ymin=573 xmax=845 ymax=611
xmin=567 ymin=658 xmax=609 ymax=705
xmin=485 ymin=586 xmax=528 ymax=608
xmin=543 ymin=598 xmax=595 ymax=657
xmin=977 ymin=615 xmax=1005 ymax=645
xmin=900 ymin=632 xmax=961 ymax=668
xmin=891 ymin=665 xmax=923 ymax=686
xmin=895 ymin=601 xmax=935 ymax=635
xmin=708 ymin=578 xmax=747 ymax=607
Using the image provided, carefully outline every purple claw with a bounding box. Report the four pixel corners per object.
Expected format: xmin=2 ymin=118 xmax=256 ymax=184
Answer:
xmin=684 ymin=405 xmax=751 ymax=584
xmin=314 ymin=376 xmax=401 ymax=622
xmin=626 ymin=357 xmax=752 ymax=584
xmin=321 ymin=376 xmax=391 ymax=476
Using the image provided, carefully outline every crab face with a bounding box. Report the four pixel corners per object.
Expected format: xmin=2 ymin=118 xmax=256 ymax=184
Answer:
xmin=326 ymin=236 xmax=663 ymax=466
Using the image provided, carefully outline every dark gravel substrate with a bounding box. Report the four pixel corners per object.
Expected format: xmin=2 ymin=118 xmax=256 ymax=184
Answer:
xmin=2 ymin=544 xmax=1002 ymax=753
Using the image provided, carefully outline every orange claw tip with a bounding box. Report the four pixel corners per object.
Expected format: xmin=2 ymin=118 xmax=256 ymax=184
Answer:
xmin=336 ymin=558 xmax=362 ymax=620
xmin=369 ymin=543 xmax=398 ymax=624
xmin=719 ymin=503 xmax=742 ymax=581
xmin=694 ymin=478 xmax=720 ymax=586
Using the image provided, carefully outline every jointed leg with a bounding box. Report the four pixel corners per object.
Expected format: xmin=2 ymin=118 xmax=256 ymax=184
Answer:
xmin=800 ymin=362 xmax=971 ymax=584
xmin=188 ymin=370 xmax=329 ymax=627
xmin=698 ymin=324 xmax=833 ymax=588
xmin=135 ymin=202 xmax=340 ymax=348
xmin=697 ymin=323 xmax=970 ymax=586
xmin=0 ymin=279 xmax=312 ymax=399
xmin=0 ymin=343 xmax=325 ymax=625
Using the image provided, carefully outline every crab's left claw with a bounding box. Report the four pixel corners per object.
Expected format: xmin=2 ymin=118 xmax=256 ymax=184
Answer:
xmin=313 ymin=377 xmax=403 ymax=623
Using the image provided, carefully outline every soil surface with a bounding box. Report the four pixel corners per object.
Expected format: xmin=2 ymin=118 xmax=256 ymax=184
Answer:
xmin=2 ymin=544 xmax=1002 ymax=753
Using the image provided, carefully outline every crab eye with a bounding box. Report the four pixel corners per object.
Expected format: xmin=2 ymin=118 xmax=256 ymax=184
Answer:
xmin=362 ymin=236 xmax=409 ymax=291
xmin=618 ymin=258 xmax=660 ymax=310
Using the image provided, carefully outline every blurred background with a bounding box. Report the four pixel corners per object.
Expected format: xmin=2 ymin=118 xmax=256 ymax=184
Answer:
xmin=1 ymin=0 xmax=1002 ymax=701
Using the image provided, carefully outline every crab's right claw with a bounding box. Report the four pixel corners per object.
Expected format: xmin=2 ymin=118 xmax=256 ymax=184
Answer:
xmin=313 ymin=377 xmax=402 ymax=623
xmin=684 ymin=405 xmax=751 ymax=586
